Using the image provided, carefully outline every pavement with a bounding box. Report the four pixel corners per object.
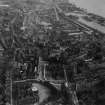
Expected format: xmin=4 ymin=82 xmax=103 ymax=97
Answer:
xmin=66 ymin=12 xmax=105 ymax=34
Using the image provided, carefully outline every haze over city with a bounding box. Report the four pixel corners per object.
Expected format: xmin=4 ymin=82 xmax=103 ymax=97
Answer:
xmin=69 ymin=0 xmax=105 ymax=17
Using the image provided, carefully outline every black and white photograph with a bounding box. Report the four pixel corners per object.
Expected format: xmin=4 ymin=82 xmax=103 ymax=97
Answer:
xmin=0 ymin=0 xmax=105 ymax=105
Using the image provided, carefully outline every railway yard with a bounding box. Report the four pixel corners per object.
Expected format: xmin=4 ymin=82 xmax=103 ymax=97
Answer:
xmin=0 ymin=0 xmax=105 ymax=105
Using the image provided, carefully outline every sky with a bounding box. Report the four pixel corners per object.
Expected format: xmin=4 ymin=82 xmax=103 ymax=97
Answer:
xmin=69 ymin=0 xmax=105 ymax=17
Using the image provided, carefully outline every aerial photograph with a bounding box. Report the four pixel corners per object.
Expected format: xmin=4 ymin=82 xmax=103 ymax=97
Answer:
xmin=0 ymin=0 xmax=105 ymax=105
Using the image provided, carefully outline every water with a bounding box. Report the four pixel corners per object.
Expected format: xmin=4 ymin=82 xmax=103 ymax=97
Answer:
xmin=69 ymin=0 xmax=105 ymax=17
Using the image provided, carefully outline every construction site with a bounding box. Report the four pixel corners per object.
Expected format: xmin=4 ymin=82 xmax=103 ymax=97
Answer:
xmin=0 ymin=0 xmax=105 ymax=105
